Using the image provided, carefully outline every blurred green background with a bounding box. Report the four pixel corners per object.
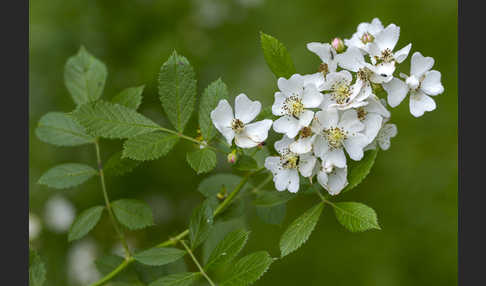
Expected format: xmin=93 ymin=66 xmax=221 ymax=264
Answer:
xmin=29 ymin=0 xmax=457 ymax=285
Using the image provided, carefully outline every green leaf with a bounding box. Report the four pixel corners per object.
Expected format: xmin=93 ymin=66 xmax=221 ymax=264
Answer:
xmin=134 ymin=247 xmax=186 ymax=266
xmin=158 ymin=51 xmax=197 ymax=133
xmin=38 ymin=163 xmax=97 ymax=189
xmin=253 ymin=190 xmax=296 ymax=207
xmin=95 ymin=255 xmax=140 ymax=283
xmin=123 ymin=132 xmax=179 ymax=161
xmin=36 ymin=112 xmax=94 ymax=146
xmin=206 ymin=229 xmax=250 ymax=271
xmin=149 ymin=272 xmax=200 ymax=286
xmin=199 ymin=78 xmax=229 ymax=142
xmin=254 ymin=106 xmax=278 ymax=122
xmin=221 ymin=251 xmax=273 ymax=286
xmin=104 ymin=151 xmax=142 ymax=177
xmin=260 ymin=32 xmax=296 ymax=79
xmin=68 ymin=205 xmax=104 ymax=242
xmin=198 ymin=174 xmax=241 ymax=198
xmin=112 ymin=85 xmax=144 ymax=110
xmin=279 ymin=202 xmax=324 ymax=257
xmin=343 ymin=149 xmax=378 ymax=192
xmin=189 ymin=200 xmax=214 ymax=249
xmin=29 ymin=249 xmax=46 ymax=286
xmin=233 ymin=155 xmax=258 ymax=171
xmin=256 ymin=204 xmax=286 ymax=226
xmin=186 ymin=148 xmax=217 ymax=174
xmin=64 ymin=46 xmax=107 ymax=105
xmin=72 ymin=100 xmax=160 ymax=139
xmin=112 ymin=199 xmax=154 ymax=230
xmin=333 ymin=202 xmax=381 ymax=232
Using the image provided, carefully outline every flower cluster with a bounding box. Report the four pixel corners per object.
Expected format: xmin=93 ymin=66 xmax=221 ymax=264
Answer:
xmin=212 ymin=18 xmax=443 ymax=195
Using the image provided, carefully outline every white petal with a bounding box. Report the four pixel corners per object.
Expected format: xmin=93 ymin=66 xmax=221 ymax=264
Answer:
xmin=394 ymin=43 xmax=412 ymax=63
xmin=244 ymin=119 xmax=273 ymax=143
xmin=298 ymin=153 xmax=317 ymax=177
xmin=374 ymin=23 xmax=400 ymax=52
xmin=326 ymin=167 xmax=348 ymax=195
xmin=410 ymin=52 xmax=434 ymax=77
xmin=274 ymin=135 xmax=294 ymax=154
xmin=290 ymin=135 xmax=315 ymax=154
xmin=383 ymin=78 xmax=409 ymax=107
xmin=234 ymin=133 xmax=259 ymax=148
xmin=287 ymin=169 xmax=300 ymax=193
xmin=314 ymin=109 xmax=339 ymax=130
xmin=219 ymin=127 xmax=235 ymax=146
xmin=365 ymin=95 xmax=390 ymax=118
xmin=303 ymin=72 xmax=326 ymax=91
xmin=317 ymin=170 xmax=329 ymax=188
xmin=377 ymin=123 xmax=397 ymax=150
xmin=321 ymin=71 xmax=352 ymax=90
xmin=273 ymin=116 xmax=301 ymax=138
xmin=409 ymin=90 xmax=436 ymax=117
xmin=210 ymin=99 xmax=234 ymax=130
xmin=336 ymin=47 xmax=365 ymax=72
xmin=312 ymin=135 xmax=329 ymax=159
xmin=299 ymin=110 xmax=314 ymax=127
xmin=307 ymin=42 xmax=333 ymax=64
xmin=264 ymin=156 xmax=281 ymax=173
xmin=362 ymin=113 xmax=383 ymax=144
xmin=369 ymin=18 xmax=384 ymax=33
xmin=364 ymin=140 xmax=378 ymax=151
xmin=326 ymin=148 xmax=347 ymax=168
xmin=370 ymin=62 xmax=395 ymax=83
xmin=274 ymin=169 xmax=291 ymax=191
xmin=421 ymin=70 xmax=444 ymax=96
xmin=302 ymin=84 xmax=323 ymax=108
xmin=277 ymin=74 xmax=304 ymax=94
xmin=343 ymin=133 xmax=368 ymax=160
xmin=234 ymin=93 xmax=261 ymax=124
xmin=272 ymin=92 xmax=288 ymax=116
xmin=339 ymin=109 xmax=364 ymax=133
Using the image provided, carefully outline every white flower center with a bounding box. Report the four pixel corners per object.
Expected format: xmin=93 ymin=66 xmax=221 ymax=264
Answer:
xmin=324 ymin=127 xmax=347 ymax=149
xmin=361 ymin=32 xmax=374 ymax=44
xmin=406 ymin=75 xmax=420 ymax=90
xmin=231 ymin=119 xmax=245 ymax=133
xmin=331 ymin=82 xmax=352 ymax=104
xmin=356 ymin=107 xmax=367 ymax=121
xmin=280 ymin=151 xmax=299 ymax=169
xmin=374 ymin=48 xmax=394 ymax=64
xmin=283 ymin=96 xmax=304 ymax=118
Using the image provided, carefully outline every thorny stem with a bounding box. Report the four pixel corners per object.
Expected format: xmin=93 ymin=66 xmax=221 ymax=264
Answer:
xmin=88 ymin=167 xmax=263 ymax=286
xmin=180 ymin=240 xmax=217 ymax=286
xmin=94 ymin=139 xmax=131 ymax=257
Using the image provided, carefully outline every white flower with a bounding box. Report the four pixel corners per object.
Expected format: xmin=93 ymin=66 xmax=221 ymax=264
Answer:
xmin=317 ymin=162 xmax=348 ymax=195
xmin=44 ymin=195 xmax=75 ymax=233
xmin=211 ymin=94 xmax=273 ymax=148
xmin=272 ymin=74 xmax=323 ymax=138
xmin=365 ymin=122 xmax=398 ymax=151
xmin=29 ymin=213 xmax=41 ymax=241
xmin=306 ymin=42 xmax=339 ymax=87
xmin=382 ymin=52 xmax=444 ymax=117
xmin=344 ymin=18 xmax=384 ymax=53
xmin=320 ymin=70 xmax=371 ymax=110
xmin=355 ymin=95 xmax=390 ymax=144
xmin=264 ymin=136 xmax=317 ymax=193
xmin=311 ymin=109 xmax=368 ymax=167
xmin=68 ymin=239 xmax=100 ymax=285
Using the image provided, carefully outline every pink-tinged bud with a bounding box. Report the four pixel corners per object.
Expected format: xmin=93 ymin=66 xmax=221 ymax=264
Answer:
xmin=361 ymin=32 xmax=374 ymax=44
xmin=331 ymin=37 xmax=345 ymax=53
xmin=227 ymin=150 xmax=237 ymax=164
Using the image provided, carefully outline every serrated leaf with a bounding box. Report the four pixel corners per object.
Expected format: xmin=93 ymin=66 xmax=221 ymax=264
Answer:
xmin=206 ymin=229 xmax=249 ymax=271
xmin=233 ymin=155 xmax=258 ymax=171
xmin=95 ymin=254 xmax=140 ymax=283
xmin=221 ymin=251 xmax=273 ymax=286
xmin=38 ymin=163 xmax=97 ymax=189
xmin=279 ymin=202 xmax=324 ymax=257
xmin=112 ymin=85 xmax=144 ymax=110
xmin=134 ymin=247 xmax=186 ymax=266
xmin=260 ymin=32 xmax=296 ymax=79
xmin=198 ymin=174 xmax=241 ymax=198
xmin=189 ymin=200 xmax=214 ymax=249
xmin=149 ymin=272 xmax=200 ymax=286
xmin=186 ymin=149 xmax=217 ymax=174
xmin=333 ymin=202 xmax=381 ymax=232
xmin=199 ymin=78 xmax=229 ymax=142
xmin=159 ymin=51 xmax=197 ymax=133
xmin=29 ymin=249 xmax=46 ymax=286
xmin=123 ymin=132 xmax=179 ymax=161
xmin=343 ymin=149 xmax=378 ymax=192
xmin=72 ymin=100 xmax=160 ymax=139
xmin=112 ymin=199 xmax=154 ymax=230
xmin=104 ymin=151 xmax=142 ymax=177
xmin=253 ymin=190 xmax=296 ymax=207
xmin=36 ymin=112 xmax=95 ymax=146
xmin=68 ymin=205 xmax=104 ymax=242
xmin=256 ymin=204 xmax=286 ymax=226
xmin=64 ymin=46 xmax=107 ymax=106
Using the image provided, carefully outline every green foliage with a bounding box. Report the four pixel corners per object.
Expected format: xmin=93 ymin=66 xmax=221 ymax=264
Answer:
xmin=134 ymin=247 xmax=186 ymax=266
xmin=255 ymin=106 xmax=278 ymax=122
xmin=220 ymin=251 xmax=274 ymax=286
xmin=112 ymin=85 xmax=144 ymax=110
xmin=104 ymin=151 xmax=142 ymax=177
xmin=332 ymin=202 xmax=381 ymax=232
xmin=64 ymin=46 xmax=107 ymax=106
xmin=279 ymin=202 xmax=324 ymax=257
xmin=123 ymin=132 xmax=180 ymax=161
xmin=72 ymin=100 xmax=160 ymax=139
xmin=342 ymin=149 xmax=378 ymax=193
xmin=149 ymin=272 xmax=200 ymax=286
xmin=112 ymin=199 xmax=154 ymax=230
xmin=189 ymin=200 xmax=214 ymax=249
xmin=205 ymin=229 xmax=250 ymax=271
xmin=199 ymin=78 xmax=229 ymax=142
xmin=29 ymin=249 xmax=46 ymax=286
xmin=36 ymin=112 xmax=94 ymax=146
xmin=38 ymin=163 xmax=97 ymax=189
xmin=68 ymin=205 xmax=104 ymax=242
xmin=186 ymin=148 xmax=217 ymax=174
xmin=95 ymin=255 xmax=140 ymax=283
xmin=198 ymin=174 xmax=241 ymax=198
xmin=260 ymin=32 xmax=296 ymax=79
xmin=256 ymin=204 xmax=286 ymax=226
xmin=233 ymin=155 xmax=258 ymax=171
xmin=159 ymin=51 xmax=197 ymax=133
xmin=253 ymin=190 xmax=296 ymax=207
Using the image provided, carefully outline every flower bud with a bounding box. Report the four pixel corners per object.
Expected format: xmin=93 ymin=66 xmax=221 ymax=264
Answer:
xmin=361 ymin=32 xmax=374 ymax=44
xmin=331 ymin=37 xmax=345 ymax=53
xmin=227 ymin=150 xmax=237 ymax=164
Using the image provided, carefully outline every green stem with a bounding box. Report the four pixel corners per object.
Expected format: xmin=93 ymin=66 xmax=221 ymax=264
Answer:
xmin=94 ymin=139 xmax=131 ymax=257
xmin=180 ymin=240 xmax=216 ymax=286
xmin=157 ymin=126 xmax=226 ymax=154
xmin=89 ymin=257 xmax=134 ymax=286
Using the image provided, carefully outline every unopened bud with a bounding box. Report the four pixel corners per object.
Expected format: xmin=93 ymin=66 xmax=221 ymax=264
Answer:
xmin=331 ymin=37 xmax=345 ymax=53
xmin=227 ymin=150 xmax=237 ymax=164
xmin=361 ymin=32 xmax=374 ymax=44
